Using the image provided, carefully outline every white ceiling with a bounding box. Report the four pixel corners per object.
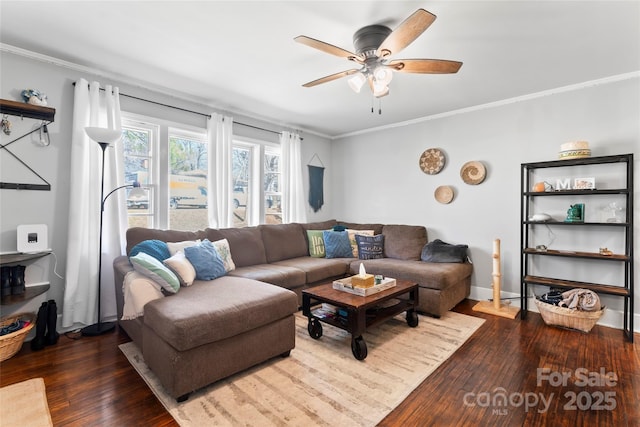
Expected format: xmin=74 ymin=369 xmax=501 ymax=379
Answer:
xmin=1 ymin=1 xmax=639 ymax=138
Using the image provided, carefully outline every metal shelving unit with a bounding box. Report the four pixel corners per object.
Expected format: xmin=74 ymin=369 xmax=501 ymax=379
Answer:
xmin=520 ymin=154 xmax=634 ymax=341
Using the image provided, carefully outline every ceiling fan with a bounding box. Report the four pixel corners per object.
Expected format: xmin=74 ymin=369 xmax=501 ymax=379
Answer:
xmin=294 ymin=8 xmax=462 ymax=98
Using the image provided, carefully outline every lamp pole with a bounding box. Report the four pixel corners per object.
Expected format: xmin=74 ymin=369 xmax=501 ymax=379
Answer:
xmin=81 ymin=127 xmax=137 ymax=336
xmin=82 ymin=142 xmax=114 ymax=336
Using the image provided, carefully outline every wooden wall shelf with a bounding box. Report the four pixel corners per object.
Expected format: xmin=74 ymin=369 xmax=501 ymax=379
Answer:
xmin=0 ymin=99 xmax=55 ymax=122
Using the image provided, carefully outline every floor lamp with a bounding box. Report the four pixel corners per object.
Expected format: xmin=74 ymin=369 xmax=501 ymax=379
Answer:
xmin=81 ymin=127 xmax=132 ymax=336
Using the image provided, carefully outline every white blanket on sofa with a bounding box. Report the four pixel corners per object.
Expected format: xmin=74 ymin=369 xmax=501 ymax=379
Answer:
xmin=121 ymin=271 xmax=164 ymax=320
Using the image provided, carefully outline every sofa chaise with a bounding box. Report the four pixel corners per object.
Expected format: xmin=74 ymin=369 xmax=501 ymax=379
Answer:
xmin=113 ymin=219 xmax=472 ymax=400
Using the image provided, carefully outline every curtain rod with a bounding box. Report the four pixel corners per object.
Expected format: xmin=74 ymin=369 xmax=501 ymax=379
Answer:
xmin=71 ymin=82 xmax=291 ymax=137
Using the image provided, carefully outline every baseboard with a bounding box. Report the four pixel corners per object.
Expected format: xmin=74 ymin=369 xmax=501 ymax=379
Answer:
xmin=469 ymin=285 xmax=639 ymax=334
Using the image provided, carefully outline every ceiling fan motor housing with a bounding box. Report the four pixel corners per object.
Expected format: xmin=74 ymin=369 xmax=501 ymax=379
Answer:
xmin=353 ymin=25 xmax=392 ymax=58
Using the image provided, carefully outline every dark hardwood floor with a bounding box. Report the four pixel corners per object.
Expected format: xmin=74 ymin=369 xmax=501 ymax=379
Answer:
xmin=1 ymin=300 xmax=638 ymax=426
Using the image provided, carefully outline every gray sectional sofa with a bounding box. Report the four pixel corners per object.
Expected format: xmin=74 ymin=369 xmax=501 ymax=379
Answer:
xmin=113 ymin=219 xmax=472 ymax=400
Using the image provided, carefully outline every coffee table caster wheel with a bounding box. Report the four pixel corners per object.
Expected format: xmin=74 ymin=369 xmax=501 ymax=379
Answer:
xmin=308 ymin=317 xmax=323 ymax=339
xmin=406 ymin=310 xmax=419 ymax=327
xmin=351 ymin=336 xmax=367 ymax=360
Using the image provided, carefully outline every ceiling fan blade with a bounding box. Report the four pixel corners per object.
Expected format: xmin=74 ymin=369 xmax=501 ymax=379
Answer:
xmin=302 ymin=69 xmax=360 ymax=87
xmin=388 ymin=59 xmax=462 ymax=74
xmin=376 ymin=9 xmax=436 ymax=58
xmin=294 ymin=36 xmax=364 ymax=63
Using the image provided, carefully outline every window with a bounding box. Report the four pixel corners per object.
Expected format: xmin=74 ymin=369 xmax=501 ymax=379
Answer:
xmin=168 ymin=129 xmax=208 ymax=231
xmin=232 ymin=139 xmax=282 ymax=227
xmin=264 ymin=146 xmax=282 ymax=224
xmin=122 ymin=120 xmax=156 ymax=229
xmin=122 ymin=113 xmax=281 ymax=230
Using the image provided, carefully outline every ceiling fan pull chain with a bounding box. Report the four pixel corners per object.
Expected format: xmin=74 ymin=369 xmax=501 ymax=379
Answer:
xmin=371 ymin=96 xmax=374 ymax=114
xmin=379 ymin=99 xmax=382 ymax=115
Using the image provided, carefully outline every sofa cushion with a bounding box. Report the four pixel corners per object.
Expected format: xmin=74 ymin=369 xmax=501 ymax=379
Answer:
xmin=130 ymin=252 xmax=180 ymax=294
xmin=126 ymin=227 xmax=204 ymax=255
xmin=347 ymin=229 xmax=374 ymax=257
xmin=129 ymin=239 xmax=171 ymax=262
xmin=205 ymin=227 xmax=267 ymax=268
xmin=323 ymin=230 xmax=353 ymax=259
xmin=166 ymin=239 xmax=200 ymax=256
xmin=211 ymin=238 xmax=236 ymax=272
xmin=272 ymin=257 xmax=351 ymax=284
xmin=349 ymin=258 xmax=472 ymax=291
xmin=260 ymin=224 xmax=308 ymax=263
xmin=184 ymin=240 xmax=227 ymax=280
xmin=382 ymin=224 xmax=428 ymax=261
xmin=299 ymin=219 xmax=338 ymax=232
xmin=355 ymin=234 xmax=385 ymax=260
xmin=163 ymin=251 xmax=197 ymax=286
xmin=227 ymin=264 xmax=306 ymax=290
xmin=143 ymin=276 xmax=298 ymax=351
xmin=306 ymin=230 xmax=327 ymax=258
xmin=339 ymin=222 xmax=384 ymax=235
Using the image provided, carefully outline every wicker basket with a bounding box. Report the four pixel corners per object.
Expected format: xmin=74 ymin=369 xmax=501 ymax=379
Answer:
xmin=0 ymin=312 xmax=36 ymax=362
xmin=535 ymin=299 xmax=605 ymax=333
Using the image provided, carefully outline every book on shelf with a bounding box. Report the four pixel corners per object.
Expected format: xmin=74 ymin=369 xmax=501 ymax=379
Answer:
xmin=332 ymin=277 xmax=396 ymax=296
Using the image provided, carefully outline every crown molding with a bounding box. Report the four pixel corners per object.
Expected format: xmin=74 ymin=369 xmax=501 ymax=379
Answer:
xmin=334 ymin=71 xmax=640 ymax=140
xmin=0 ymin=43 xmax=330 ymax=140
xmin=4 ymin=43 xmax=636 ymax=142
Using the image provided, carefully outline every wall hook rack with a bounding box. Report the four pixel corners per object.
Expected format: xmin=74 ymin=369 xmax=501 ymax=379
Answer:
xmin=0 ymin=99 xmax=56 ymax=191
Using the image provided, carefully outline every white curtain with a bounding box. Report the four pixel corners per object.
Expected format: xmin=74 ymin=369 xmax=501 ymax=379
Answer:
xmin=62 ymin=79 xmax=125 ymax=328
xmin=207 ymin=113 xmax=234 ymax=228
xmin=280 ymin=131 xmax=307 ymax=223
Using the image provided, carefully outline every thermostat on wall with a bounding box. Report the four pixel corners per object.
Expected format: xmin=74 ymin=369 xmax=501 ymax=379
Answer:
xmin=17 ymin=224 xmax=49 ymax=253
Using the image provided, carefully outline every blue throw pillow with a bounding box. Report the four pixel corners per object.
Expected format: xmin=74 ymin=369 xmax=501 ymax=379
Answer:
xmin=129 ymin=239 xmax=171 ymax=262
xmin=184 ymin=239 xmax=227 ymax=280
xmin=356 ymin=234 xmax=385 ymax=260
xmin=322 ymin=230 xmax=353 ymax=259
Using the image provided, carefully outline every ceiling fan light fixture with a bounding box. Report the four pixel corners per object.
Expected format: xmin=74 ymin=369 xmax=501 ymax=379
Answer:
xmin=373 ymin=67 xmax=393 ymax=85
xmin=372 ymin=82 xmax=389 ymax=98
xmin=348 ymin=72 xmax=367 ymax=93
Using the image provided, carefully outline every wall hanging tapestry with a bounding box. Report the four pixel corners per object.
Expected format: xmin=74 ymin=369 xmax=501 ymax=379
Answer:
xmin=308 ymin=154 xmax=325 ymax=212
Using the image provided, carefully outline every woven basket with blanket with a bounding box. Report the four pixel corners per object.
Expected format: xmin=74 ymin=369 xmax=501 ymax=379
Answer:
xmin=535 ymin=288 xmax=605 ymax=333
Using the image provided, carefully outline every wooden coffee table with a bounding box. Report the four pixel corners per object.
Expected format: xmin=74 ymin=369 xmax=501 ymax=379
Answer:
xmin=302 ymin=279 xmax=419 ymax=360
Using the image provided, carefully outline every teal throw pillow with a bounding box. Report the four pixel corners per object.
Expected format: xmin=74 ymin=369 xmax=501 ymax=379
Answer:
xmin=356 ymin=234 xmax=385 ymax=260
xmin=184 ymin=239 xmax=227 ymax=280
xmin=307 ymin=230 xmax=326 ymax=258
xmin=129 ymin=239 xmax=171 ymax=262
xmin=322 ymin=230 xmax=353 ymax=259
xmin=129 ymin=252 xmax=180 ymax=294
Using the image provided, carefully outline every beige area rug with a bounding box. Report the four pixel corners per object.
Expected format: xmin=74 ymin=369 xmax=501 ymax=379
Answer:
xmin=0 ymin=377 xmax=53 ymax=427
xmin=120 ymin=311 xmax=485 ymax=426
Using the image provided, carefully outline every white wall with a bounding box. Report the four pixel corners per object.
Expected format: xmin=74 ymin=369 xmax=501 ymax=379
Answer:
xmin=332 ymin=76 xmax=640 ymax=331
xmin=0 ymin=50 xmax=333 ymax=323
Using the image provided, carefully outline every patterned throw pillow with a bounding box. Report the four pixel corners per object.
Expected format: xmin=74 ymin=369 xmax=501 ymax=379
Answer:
xmin=129 ymin=252 xmax=180 ymax=293
xmin=129 ymin=239 xmax=171 ymax=262
xmin=347 ymin=229 xmax=374 ymax=257
xmin=163 ymin=251 xmax=197 ymax=286
xmin=356 ymin=234 xmax=385 ymax=260
xmin=307 ymin=230 xmax=326 ymax=258
xmin=211 ymin=238 xmax=236 ymax=272
xmin=184 ymin=239 xmax=227 ymax=280
xmin=322 ymin=230 xmax=353 ymax=259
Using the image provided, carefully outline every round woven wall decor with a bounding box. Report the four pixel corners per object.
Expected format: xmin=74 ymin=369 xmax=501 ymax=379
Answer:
xmin=419 ymin=148 xmax=446 ymax=175
xmin=434 ymin=185 xmax=454 ymax=204
xmin=460 ymin=161 xmax=486 ymax=185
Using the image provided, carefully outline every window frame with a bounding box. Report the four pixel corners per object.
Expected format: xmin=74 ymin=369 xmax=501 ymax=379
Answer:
xmin=233 ymin=136 xmax=281 ymax=226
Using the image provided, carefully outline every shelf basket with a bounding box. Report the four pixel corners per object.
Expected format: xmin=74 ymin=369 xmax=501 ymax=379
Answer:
xmin=534 ymin=299 xmax=605 ymax=333
xmin=0 ymin=312 xmax=36 ymax=362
